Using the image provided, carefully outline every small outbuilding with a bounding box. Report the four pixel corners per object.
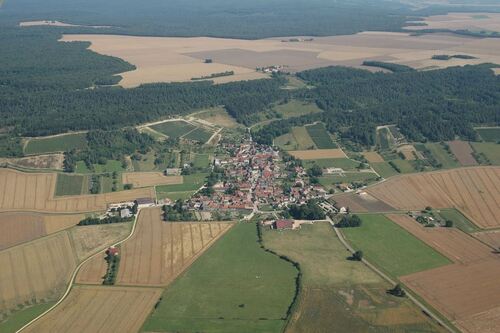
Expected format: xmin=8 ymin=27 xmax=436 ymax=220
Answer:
xmin=135 ymin=197 xmax=155 ymax=208
xmin=273 ymin=219 xmax=294 ymax=230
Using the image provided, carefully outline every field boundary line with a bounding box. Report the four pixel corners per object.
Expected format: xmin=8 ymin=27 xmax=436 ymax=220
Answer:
xmin=16 ymin=209 xmax=143 ymax=333
xmin=328 ymin=217 xmax=459 ymax=333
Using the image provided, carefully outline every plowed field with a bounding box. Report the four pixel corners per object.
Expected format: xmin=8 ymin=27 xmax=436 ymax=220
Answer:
xmin=367 ymin=167 xmax=500 ymax=229
xmin=116 ymin=207 xmax=232 ymax=286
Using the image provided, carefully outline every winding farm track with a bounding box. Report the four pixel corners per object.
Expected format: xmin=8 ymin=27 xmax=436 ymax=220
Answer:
xmin=15 ymin=210 xmax=143 ymax=333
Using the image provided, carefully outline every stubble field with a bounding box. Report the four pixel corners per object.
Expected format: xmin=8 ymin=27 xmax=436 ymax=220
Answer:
xmin=61 ymin=31 xmax=500 ymax=87
xmin=116 ymin=207 xmax=232 ymax=286
xmin=367 ymin=167 xmax=500 ymax=229
xmin=22 ymin=286 xmax=162 ymax=333
xmin=289 ymin=148 xmax=346 ymax=160
xmin=122 ymin=172 xmax=183 ymax=188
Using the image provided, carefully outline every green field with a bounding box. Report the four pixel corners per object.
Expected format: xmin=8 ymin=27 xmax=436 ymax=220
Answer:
xmin=424 ymin=143 xmax=459 ymax=168
xmin=24 ymin=133 xmax=87 ymax=155
xmin=470 ymin=142 xmax=500 ymax=165
xmin=319 ymin=172 xmax=378 ymax=187
xmin=376 ymin=128 xmax=392 ymax=150
xmin=476 ymin=127 xmax=500 ymax=142
xmin=0 ymin=302 xmax=55 ymax=333
xmin=272 ymin=100 xmax=322 ymax=119
xmin=263 ymin=223 xmax=443 ymax=333
xmin=156 ymin=173 xmax=207 ymax=200
xmin=192 ymin=153 xmax=210 ymax=169
xmin=142 ymin=222 xmax=297 ymax=333
xmin=150 ymin=121 xmax=196 ymax=138
xmin=274 ymin=133 xmax=298 ymax=151
xmin=438 ymin=209 xmax=480 ymax=233
xmin=390 ymin=159 xmax=416 ymax=173
xmin=183 ymin=127 xmax=214 ymax=143
xmin=304 ymin=158 xmax=360 ymax=170
xmin=371 ymin=162 xmax=398 ymax=178
xmin=342 ymin=214 xmax=451 ymax=277
xmin=55 ymin=174 xmax=85 ymax=196
xmin=305 ymin=123 xmax=336 ymax=149
xmin=75 ymin=160 xmax=124 ymax=174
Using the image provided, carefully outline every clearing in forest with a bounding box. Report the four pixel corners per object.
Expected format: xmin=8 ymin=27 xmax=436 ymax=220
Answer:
xmin=116 ymin=207 xmax=232 ymax=286
xmin=122 ymin=172 xmax=183 ymax=188
xmin=149 ymin=120 xmax=197 ymax=138
xmin=22 ymin=286 xmax=162 ymax=333
xmin=263 ymin=223 xmax=445 ymax=333
xmin=367 ymin=167 xmax=500 ymax=229
xmin=24 ymin=133 xmax=87 ymax=155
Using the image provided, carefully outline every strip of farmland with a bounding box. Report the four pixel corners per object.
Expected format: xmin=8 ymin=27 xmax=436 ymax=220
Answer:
xmin=367 ymin=167 xmax=500 ymax=229
xmin=122 ymin=172 xmax=183 ymax=188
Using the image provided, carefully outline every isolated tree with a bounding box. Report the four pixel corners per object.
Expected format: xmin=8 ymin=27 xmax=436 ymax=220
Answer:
xmin=388 ymin=284 xmax=406 ymax=297
xmin=352 ymin=250 xmax=363 ymax=261
xmin=445 ymin=220 xmax=454 ymax=228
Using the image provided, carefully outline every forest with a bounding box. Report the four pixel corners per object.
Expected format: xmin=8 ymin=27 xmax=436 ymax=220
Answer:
xmin=253 ymin=65 xmax=500 ymax=147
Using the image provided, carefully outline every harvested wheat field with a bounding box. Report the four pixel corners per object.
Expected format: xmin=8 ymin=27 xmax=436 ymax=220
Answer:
xmin=289 ymin=149 xmax=346 ymax=160
xmin=333 ymin=192 xmax=394 ymax=213
xmin=363 ymin=151 xmax=384 ymax=163
xmin=60 ymin=31 xmax=500 ymax=87
xmin=116 ymin=207 xmax=233 ymax=286
xmin=367 ymin=167 xmax=500 ymax=229
xmin=447 ymin=140 xmax=478 ymax=166
xmin=472 ymin=230 xmax=500 ymax=249
xmin=122 ymin=172 xmax=183 ymax=188
xmin=387 ymin=214 xmax=494 ymax=264
xmin=397 ymin=145 xmax=417 ymax=160
xmin=406 ymin=12 xmax=500 ymax=33
xmin=401 ymin=258 xmax=500 ymax=332
xmin=69 ymin=224 xmax=131 ymax=261
xmin=0 ymin=169 xmax=155 ymax=213
xmin=23 ymin=285 xmax=162 ymax=333
xmin=0 ymin=232 xmax=77 ymax=315
xmin=75 ymin=251 xmax=109 ymax=285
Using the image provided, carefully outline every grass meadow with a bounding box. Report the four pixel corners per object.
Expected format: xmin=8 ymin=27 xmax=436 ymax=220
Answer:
xmin=470 ymin=142 xmax=500 ymax=165
xmin=150 ymin=121 xmax=196 ymax=138
xmin=305 ymin=123 xmax=336 ymax=149
xmin=156 ymin=173 xmax=207 ymax=200
xmin=0 ymin=302 xmax=55 ymax=333
xmin=342 ymin=214 xmax=451 ymax=277
xmin=371 ymin=162 xmax=398 ymax=178
xmin=438 ymin=209 xmax=480 ymax=233
xmin=55 ymin=174 xmax=85 ymax=196
xmin=24 ymin=133 xmax=87 ymax=155
xmin=142 ymin=222 xmax=297 ymax=333
xmin=424 ymin=143 xmax=459 ymax=169
xmin=475 ymin=127 xmax=500 ymax=142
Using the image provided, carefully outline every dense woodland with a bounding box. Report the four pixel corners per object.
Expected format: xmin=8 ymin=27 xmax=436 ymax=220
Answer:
xmin=254 ymin=65 xmax=500 ymax=146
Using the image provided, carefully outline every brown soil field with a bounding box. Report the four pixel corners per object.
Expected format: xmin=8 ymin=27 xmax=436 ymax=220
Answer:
xmin=0 ymin=232 xmax=77 ymax=316
xmin=289 ymin=149 xmax=347 ymax=160
xmin=447 ymin=140 xmax=478 ymax=166
xmin=116 ymin=207 xmax=232 ymax=286
xmin=61 ymin=31 xmax=500 ymax=87
xmin=363 ymin=151 xmax=384 ymax=163
xmin=387 ymin=214 xmax=495 ymax=264
xmin=0 ymin=169 xmax=155 ymax=213
xmin=122 ymin=172 xmax=183 ymax=188
xmin=0 ymin=212 xmax=84 ymax=251
xmin=367 ymin=167 xmax=500 ymax=229
xmin=472 ymin=230 xmax=500 ymax=249
xmin=406 ymin=12 xmax=500 ymax=33
xmin=0 ymin=153 xmax=64 ymax=170
xmin=333 ymin=192 xmax=394 ymax=213
xmin=401 ymin=258 xmax=500 ymax=330
xmin=397 ymin=145 xmax=417 ymax=160
xmin=455 ymin=306 xmax=500 ymax=333
xmin=23 ymin=285 xmax=162 ymax=333
xmin=69 ymin=224 xmax=131 ymax=261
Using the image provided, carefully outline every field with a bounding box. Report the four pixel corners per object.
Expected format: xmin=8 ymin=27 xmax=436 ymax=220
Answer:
xmin=0 ymin=154 xmax=64 ymax=171
xmin=0 ymin=302 xmax=55 ymax=333
xmin=407 ymin=12 xmax=500 ymax=33
xmin=54 ymin=173 xmax=84 ymax=196
xmin=363 ymin=151 xmax=384 ymax=163
xmin=304 ymin=158 xmax=360 ymax=170
xmin=116 ymin=207 xmax=232 ymax=286
xmin=61 ymin=31 xmax=500 ymax=87
xmin=476 ymin=127 xmax=500 ymax=142
xmin=75 ymin=160 xmax=124 ymax=174
xmin=371 ymin=162 xmax=398 ymax=178
xmin=305 ymin=123 xmax=336 ymax=149
xmin=272 ymin=100 xmax=322 ymax=119
xmin=332 ymin=192 xmax=394 ymax=213
xmin=397 ymin=145 xmax=417 ymax=160
xmin=342 ymin=214 xmax=451 ymax=277
xmin=367 ymin=167 xmax=500 ymax=229
xmin=376 ymin=127 xmax=394 ymax=150
xmin=424 ymin=142 xmax=460 ymax=168
xmin=122 ymin=172 xmax=183 ymax=188
xmin=183 ymin=126 xmax=215 ymax=143
xmin=0 ymin=232 xmax=77 ymax=318
xmin=150 ymin=120 xmax=197 ymax=139
xmin=142 ymin=222 xmax=297 ymax=333
xmin=291 ymin=127 xmax=316 ymax=150
xmin=438 ymin=209 xmax=480 ymax=234
xmin=473 ymin=230 xmax=500 ymax=249
xmin=263 ymin=223 xmax=445 ymax=333
xmin=22 ymin=286 xmax=162 ymax=333
xmin=470 ymin=142 xmax=500 ymax=165
xmin=155 ymin=173 xmax=207 ymax=200
xmin=319 ymin=173 xmax=378 ymax=187
xmin=447 ymin=140 xmax=478 ymax=166
xmin=24 ymin=133 xmax=87 ymax=155
xmin=0 ymin=169 xmax=156 ymax=213
xmin=289 ymin=148 xmax=346 ymax=160
xmin=390 ymin=159 xmax=417 ymax=173
xmin=194 ymin=107 xmax=240 ymax=128
xmin=69 ymin=224 xmax=131 ymax=261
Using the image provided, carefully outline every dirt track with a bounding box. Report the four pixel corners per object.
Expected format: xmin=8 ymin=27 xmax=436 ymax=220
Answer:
xmin=367 ymin=167 xmax=500 ymax=229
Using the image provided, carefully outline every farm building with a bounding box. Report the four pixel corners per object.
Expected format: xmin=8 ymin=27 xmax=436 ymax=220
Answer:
xmin=273 ymin=219 xmax=294 ymax=230
xmin=135 ymin=197 xmax=155 ymax=208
